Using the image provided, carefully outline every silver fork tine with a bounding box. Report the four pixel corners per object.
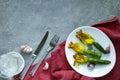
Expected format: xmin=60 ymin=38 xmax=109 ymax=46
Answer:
xmin=47 ymin=34 xmax=59 ymax=52
xmin=51 ymin=35 xmax=59 ymax=42
xmin=52 ymin=35 xmax=59 ymax=46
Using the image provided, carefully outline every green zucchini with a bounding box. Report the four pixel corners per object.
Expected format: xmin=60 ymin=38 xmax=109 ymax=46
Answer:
xmin=93 ymin=41 xmax=106 ymax=53
xmin=84 ymin=49 xmax=101 ymax=59
xmin=88 ymin=58 xmax=111 ymax=64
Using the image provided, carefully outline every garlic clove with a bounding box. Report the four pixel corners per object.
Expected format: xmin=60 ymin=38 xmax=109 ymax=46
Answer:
xmin=26 ymin=48 xmax=31 ymax=53
xmin=29 ymin=47 xmax=33 ymax=53
xmin=43 ymin=62 xmax=49 ymax=70
xmin=105 ymin=44 xmax=110 ymax=53
xmin=20 ymin=45 xmax=26 ymax=49
xmin=88 ymin=63 xmax=95 ymax=70
xmin=21 ymin=45 xmax=27 ymax=50
xmin=20 ymin=45 xmax=33 ymax=54
xmin=23 ymin=49 xmax=26 ymax=53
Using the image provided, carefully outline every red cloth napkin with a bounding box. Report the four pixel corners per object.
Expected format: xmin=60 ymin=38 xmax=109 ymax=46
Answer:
xmin=14 ymin=41 xmax=94 ymax=80
xmin=15 ymin=16 xmax=120 ymax=80
xmin=92 ymin=16 xmax=120 ymax=80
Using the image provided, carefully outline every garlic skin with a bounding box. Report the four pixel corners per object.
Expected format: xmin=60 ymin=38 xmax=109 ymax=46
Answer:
xmin=43 ymin=62 xmax=49 ymax=70
xmin=21 ymin=45 xmax=33 ymax=54
xmin=105 ymin=44 xmax=110 ymax=53
xmin=88 ymin=63 xmax=95 ymax=70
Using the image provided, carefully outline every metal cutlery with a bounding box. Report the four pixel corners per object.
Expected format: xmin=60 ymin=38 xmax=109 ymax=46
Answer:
xmin=46 ymin=34 xmax=60 ymax=52
xmin=19 ymin=31 xmax=49 ymax=80
xmin=30 ymin=34 xmax=60 ymax=77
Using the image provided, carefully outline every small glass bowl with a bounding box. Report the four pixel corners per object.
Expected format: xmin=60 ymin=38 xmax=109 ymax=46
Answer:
xmin=0 ymin=52 xmax=25 ymax=78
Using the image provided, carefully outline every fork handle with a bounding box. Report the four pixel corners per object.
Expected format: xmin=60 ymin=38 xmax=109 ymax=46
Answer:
xmin=46 ymin=46 xmax=53 ymax=52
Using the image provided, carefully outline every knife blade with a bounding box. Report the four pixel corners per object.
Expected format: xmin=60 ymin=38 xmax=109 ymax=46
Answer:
xmin=19 ymin=31 xmax=49 ymax=80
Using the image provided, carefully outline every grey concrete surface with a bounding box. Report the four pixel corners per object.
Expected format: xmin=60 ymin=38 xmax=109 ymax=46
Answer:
xmin=0 ymin=0 xmax=120 ymax=80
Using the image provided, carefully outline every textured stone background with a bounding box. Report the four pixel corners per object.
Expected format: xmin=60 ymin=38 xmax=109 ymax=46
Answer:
xmin=0 ymin=0 xmax=120 ymax=80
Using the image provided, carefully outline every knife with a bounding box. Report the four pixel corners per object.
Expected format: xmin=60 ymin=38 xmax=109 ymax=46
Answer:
xmin=19 ymin=31 xmax=49 ymax=80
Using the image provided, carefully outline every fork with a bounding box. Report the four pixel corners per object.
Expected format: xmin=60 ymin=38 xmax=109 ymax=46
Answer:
xmin=30 ymin=34 xmax=60 ymax=77
xmin=46 ymin=34 xmax=60 ymax=53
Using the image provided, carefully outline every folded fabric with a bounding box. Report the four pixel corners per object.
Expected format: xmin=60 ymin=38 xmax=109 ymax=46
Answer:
xmin=14 ymin=41 xmax=95 ymax=80
xmin=14 ymin=16 xmax=120 ymax=80
xmin=93 ymin=16 xmax=120 ymax=80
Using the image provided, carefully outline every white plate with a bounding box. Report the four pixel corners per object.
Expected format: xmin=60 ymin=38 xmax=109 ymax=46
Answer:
xmin=65 ymin=26 xmax=116 ymax=77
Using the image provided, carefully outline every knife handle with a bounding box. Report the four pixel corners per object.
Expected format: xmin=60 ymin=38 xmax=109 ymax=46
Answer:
xmin=19 ymin=54 xmax=35 ymax=80
xmin=30 ymin=52 xmax=49 ymax=77
xmin=29 ymin=61 xmax=40 ymax=77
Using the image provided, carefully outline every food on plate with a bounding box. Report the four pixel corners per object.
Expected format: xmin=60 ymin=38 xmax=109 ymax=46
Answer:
xmin=76 ymin=29 xmax=110 ymax=53
xmin=105 ymin=44 xmax=110 ymax=53
xmin=68 ymin=29 xmax=111 ymax=68
xmin=73 ymin=54 xmax=88 ymax=64
xmin=76 ymin=29 xmax=94 ymax=45
xmin=68 ymin=41 xmax=101 ymax=58
xmin=68 ymin=41 xmax=85 ymax=54
xmin=93 ymin=42 xmax=106 ymax=53
xmin=73 ymin=54 xmax=110 ymax=65
xmin=88 ymin=57 xmax=111 ymax=64
xmin=87 ymin=63 xmax=95 ymax=69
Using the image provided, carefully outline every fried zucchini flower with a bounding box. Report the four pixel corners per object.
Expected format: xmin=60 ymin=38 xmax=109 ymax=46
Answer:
xmin=73 ymin=54 xmax=111 ymax=66
xmin=76 ymin=29 xmax=94 ymax=45
xmin=68 ymin=42 xmax=101 ymax=58
xmin=68 ymin=42 xmax=85 ymax=54
xmin=73 ymin=54 xmax=88 ymax=65
xmin=76 ymin=29 xmax=109 ymax=53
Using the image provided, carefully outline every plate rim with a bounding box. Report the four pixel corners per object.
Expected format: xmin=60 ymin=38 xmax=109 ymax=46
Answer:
xmin=65 ymin=26 xmax=116 ymax=78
